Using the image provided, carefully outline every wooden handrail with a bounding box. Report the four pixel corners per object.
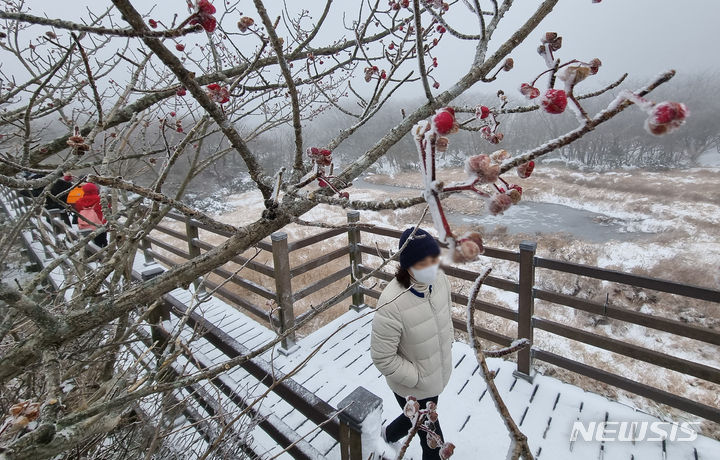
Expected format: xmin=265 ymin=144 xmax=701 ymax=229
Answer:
xmin=355 ymin=253 xmax=519 ymax=293
xmin=293 ymin=266 xmax=352 ymax=302
xmin=290 ymin=245 xmax=350 ymax=278
xmin=534 ymin=288 xmax=720 ymax=346
xmin=153 ymin=223 xmax=188 ymax=241
xmin=200 ymin=278 xmax=270 ymax=321
xmin=361 ymin=262 xmax=517 ymax=326
xmin=535 ymin=256 xmax=720 ymax=302
xmin=450 ymin=292 xmax=518 ymax=322
xmin=534 ymin=317 xmax=720 ymax=385
xmin=161 ymin=209 xmax=273 ymax=251
xmin=287 ymin=227 xmax=346 ymax=252
xmin=192 ymin=238 xmax=275 ymax=278
xmin=144 ymin=235 xmax=191 ymax=260
xmin=209 ymin=264 xmax=276 ymax=300
xmin=359 ymin=225 xmax=521 ymax=262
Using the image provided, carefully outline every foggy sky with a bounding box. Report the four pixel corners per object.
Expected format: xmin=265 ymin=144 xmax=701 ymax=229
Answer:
xmin=6 ymin=0 xmax=719 ymax=98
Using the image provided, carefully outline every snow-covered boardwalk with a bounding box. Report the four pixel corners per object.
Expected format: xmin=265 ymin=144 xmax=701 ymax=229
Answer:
xmin=261 ymin=307 xmax=720 ymax=460
xmin=4 ymin=186 xmax=719 ymax=460
xmin=129 ymin=256 xmax=720 ymax=460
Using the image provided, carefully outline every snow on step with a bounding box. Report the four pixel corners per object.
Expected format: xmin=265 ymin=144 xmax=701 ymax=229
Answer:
xmin=283 ymin=308 xmax=720 ymax=460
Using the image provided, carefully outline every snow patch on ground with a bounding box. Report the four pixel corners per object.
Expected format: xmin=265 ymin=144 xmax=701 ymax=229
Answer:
xmin=697 ymin=150 xmax=720 ymax=167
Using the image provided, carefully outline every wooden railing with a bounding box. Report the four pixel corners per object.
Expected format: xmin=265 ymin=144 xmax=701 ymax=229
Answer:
xmin=3 ymin=185 xmax=720 ymax=451
xmin=0 ymin=190 xmax=380 ymax=459
xmin=141 ymin=208 xmax=720 ymax=426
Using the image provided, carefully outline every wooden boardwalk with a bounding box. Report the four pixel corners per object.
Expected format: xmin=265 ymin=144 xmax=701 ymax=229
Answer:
xmin=4 ymin=189 xmax=720 ymax=459
xmin=270 ymin=307 xmax=720 ymax=460
xmin=128 ymin=254 xmax=340 ymax=459
xmin=128 ymin=253 xmax=720 ymax=460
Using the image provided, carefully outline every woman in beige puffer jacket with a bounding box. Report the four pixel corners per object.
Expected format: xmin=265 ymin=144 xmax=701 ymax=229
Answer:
xmin=371 ymin=227 xmax=453 ymax=460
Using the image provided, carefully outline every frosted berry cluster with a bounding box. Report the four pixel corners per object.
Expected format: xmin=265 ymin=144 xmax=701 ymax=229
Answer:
xmin=402 ymin=396 xmax=455 ymax=459
xmin=306 ymin=148 xmax=349 ymax=199
xmin=148 ymin=1 xmax=218 ymax=34
xmin=413 ymin=108 xmax=534 ymax=263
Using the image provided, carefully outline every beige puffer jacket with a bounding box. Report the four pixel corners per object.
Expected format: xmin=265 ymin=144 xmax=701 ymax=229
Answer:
xmin=370 ymin=269 xmax=454 ymax=399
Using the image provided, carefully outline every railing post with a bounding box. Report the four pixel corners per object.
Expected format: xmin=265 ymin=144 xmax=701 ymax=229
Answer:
xmin=346 ymin=211 xmax=366 ymax=312
xmin=143 ymin=266 xmax=170 ymax=355
xmin=338 ymin=387 xmax=383 ymax=460
xmin=271 ymin=232 xmax=298 ymax=354
xmin=185 ymin=217 xmax=204 ymax=293
xmin=515 ymin=241 xmax=537 ymax=380
xmin=140 ymin=237 xmax=155 ymax=265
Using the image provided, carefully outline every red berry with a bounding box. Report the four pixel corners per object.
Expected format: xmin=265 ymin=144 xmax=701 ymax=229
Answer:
xmin=489 ymin=194 xmax=513 ymax=215
xmin=207 ymin=83 xmax=230 ymax=103
xmin=653 ymin=102 xmax=687 ymax=124
xmin=380 ymin=70 xmax=387 ymax=79
xmin=148 ymin=19 xmax=158 ymax=29
xmin=190 ymin=0 xmax=217 ymax=32
xmin=645 ymin=102 xmax=689 ymax=136
xmin=339 ymin=191 xmax=350 ymax=199
xmin=237 ymin=16 xmax=254 ymax=32
xmin=433 ymin=109 xmax=454 ymax=135
xmin=388 ymin=43 xmax=395 ymax=50
xmin=197 ymin=0 xmax=216 ymax=15
xmin=200 ymin=16 xmax=217 ymax=32
xmin=520 ymin=83 xmax=540 ymax=99
xmin=175 ymin=43 xmax=185 ymax=51
xmin=440 ymin=442 xmax=455 ymax=459
xmin=433 ymin=81 xmax=440 ymax=89
xmin=176 ymin=88 xmax=187 ymax=96
xmin=170 ymin=111 xmax=176 ymax=117
xmin=517 ymin=161 xmax=535 ymax=179
xmin=541 ymin=89 xmax=567 ymax=114
xmin=476 ymin=105 xmax=491 ymax=119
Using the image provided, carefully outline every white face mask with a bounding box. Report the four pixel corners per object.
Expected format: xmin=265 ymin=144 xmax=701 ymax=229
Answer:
xmin=410 ymin=263 xmax=439 ymax=285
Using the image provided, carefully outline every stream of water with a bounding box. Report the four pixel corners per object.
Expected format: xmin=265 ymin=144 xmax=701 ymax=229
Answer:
xmin=353 ymin=177 xmax=650 ymax=242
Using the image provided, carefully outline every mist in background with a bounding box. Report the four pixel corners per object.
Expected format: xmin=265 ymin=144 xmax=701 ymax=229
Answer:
xmin=6 ymin=1 xmax=719 ymax=195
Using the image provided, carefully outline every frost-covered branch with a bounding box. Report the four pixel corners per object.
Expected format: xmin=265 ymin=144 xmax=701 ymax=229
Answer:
xmin=466 ymin=269 xmax=534 ymax=460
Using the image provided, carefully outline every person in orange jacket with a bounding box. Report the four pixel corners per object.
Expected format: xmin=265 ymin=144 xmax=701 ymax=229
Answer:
xmin=74 ymin=183 xmax=108 ymax=247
